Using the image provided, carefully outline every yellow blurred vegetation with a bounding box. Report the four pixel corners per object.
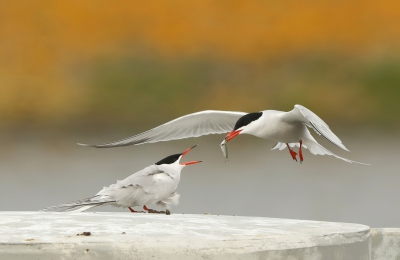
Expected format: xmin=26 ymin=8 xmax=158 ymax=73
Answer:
xmin=1 ymin=0 xmax=400 ymax=129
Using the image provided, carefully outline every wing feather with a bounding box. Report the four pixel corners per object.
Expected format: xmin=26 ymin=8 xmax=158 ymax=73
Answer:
xmin=78 ymin=110 xmax=246 ymax=148
xmin=293 ymin=105 xmax=349 ymax=151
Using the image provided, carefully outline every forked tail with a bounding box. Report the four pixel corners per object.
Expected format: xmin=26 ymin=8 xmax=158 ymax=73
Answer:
xmin=41 ymin=196 xmax=115 ymax=212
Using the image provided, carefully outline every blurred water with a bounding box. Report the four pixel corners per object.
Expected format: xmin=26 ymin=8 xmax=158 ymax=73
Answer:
xmin=0 ymin=130 xmax=398 ymax=227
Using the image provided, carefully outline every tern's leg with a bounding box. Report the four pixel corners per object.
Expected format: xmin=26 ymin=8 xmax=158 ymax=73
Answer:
xmin=143 ymin=205 xmax=166 ymax=214
xmin=128 ymin=207 xmax=144 ymax=213
xmin=299 ymin=140 xmax=304 ymax=163
xmin=286 ymin=143 xmax=298 ymax=162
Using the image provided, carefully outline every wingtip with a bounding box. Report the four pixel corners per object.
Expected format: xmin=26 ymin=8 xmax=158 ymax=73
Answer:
xmin=77 ymin=143 xmax=90 ymax=147
xmin=342 ymin=145 xmax=350 ymax=152
xmin=358 ymin=162 xmax=371 ymax=166
xmin=350 ymin=160 xmax=370 ymax=165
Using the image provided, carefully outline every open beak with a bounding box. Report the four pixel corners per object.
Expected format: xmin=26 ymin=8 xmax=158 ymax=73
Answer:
xmin=180 ymin=145 xmax=203 ymax=166
xmin=225 ymin=130 xmax=242 ymax=142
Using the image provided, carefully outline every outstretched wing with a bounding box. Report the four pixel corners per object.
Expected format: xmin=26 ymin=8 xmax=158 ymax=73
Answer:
xmin=78 ymin=110 xmax=246 ymax=148
xmin=292 ymin=104 xmax=349 ymax=151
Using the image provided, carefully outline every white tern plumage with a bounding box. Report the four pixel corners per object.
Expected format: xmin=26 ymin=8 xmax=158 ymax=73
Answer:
xmin=42 ymin=145 xmax=202 ymax=215
xmin=78 ymin=105 xmax=368 ymax=164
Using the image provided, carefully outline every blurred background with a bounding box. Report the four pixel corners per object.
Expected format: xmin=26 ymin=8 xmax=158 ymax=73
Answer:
xmin=1 ymin=0 xmax=399 ymax=227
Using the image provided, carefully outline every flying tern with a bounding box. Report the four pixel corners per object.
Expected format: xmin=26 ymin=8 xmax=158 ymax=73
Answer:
xmin=79 ymin=105 xmax=367 ymax=164
xmin=42 ymin=145 xmax=202 ymax=215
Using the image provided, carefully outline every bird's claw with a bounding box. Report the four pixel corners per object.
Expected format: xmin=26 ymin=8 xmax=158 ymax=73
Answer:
xmin=289 ymin=149 xmax=298 ymax=162
xmin=128 ymin=207 xmax=145 ymax=213
xmin=288 ymin=146 xmax=303 ymax=163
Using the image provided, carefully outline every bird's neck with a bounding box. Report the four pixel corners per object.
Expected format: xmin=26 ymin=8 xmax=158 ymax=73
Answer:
xmin=159 ymin=164 xmax=183 ymax=179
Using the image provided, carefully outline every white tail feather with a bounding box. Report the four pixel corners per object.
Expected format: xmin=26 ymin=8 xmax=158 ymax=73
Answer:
xmin=41 ymin=196 xmax=115 ymax=212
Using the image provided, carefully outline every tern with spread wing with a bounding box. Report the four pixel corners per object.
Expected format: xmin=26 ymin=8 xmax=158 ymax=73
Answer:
xmin=42 ymin=146 xmax=202 ymax=215
xmin=79 ymin=105 xmax=367 ymax=164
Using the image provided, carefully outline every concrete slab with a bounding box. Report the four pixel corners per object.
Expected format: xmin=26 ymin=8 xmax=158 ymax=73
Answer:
xmin=0 ymin=211 xmax=370 ymax=259
xmin=371 ymin=228 xmax=400 ymax=260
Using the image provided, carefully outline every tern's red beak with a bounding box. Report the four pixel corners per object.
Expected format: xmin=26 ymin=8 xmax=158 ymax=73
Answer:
xmin=225 ymin=130 xmax=242 ymax=142
xmin=180 ymin=145 xmax=203 ymax=166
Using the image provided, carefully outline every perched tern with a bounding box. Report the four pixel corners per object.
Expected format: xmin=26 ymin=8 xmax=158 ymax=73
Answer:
xmin=42 ymin=145 xmax=202 ymax=215
xmin=79 ymin=105 xmax=367 ymax=164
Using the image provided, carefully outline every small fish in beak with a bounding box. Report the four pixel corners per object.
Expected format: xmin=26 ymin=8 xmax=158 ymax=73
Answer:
xmin=220 ymin=138 xmax=228 ymax=162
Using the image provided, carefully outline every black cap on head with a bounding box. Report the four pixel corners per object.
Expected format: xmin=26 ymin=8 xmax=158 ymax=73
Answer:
xmin=155 ymin=153 xmax=182 ymax=165
xmin=233 ymin=112 xmax=263 ymax=131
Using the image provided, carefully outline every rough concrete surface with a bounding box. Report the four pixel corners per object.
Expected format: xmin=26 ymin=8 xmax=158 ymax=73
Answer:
xmin=0 ymin=211 xmax=370 ymax=260
xmin=371 ymin=228 xmax=400 ymax=260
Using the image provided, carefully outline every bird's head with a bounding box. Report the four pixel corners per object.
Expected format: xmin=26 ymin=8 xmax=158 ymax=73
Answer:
xmin=155 ymin=145 xmax=203 ymax=168
xmin=224 ymin=112 xmax=263 ymax=142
